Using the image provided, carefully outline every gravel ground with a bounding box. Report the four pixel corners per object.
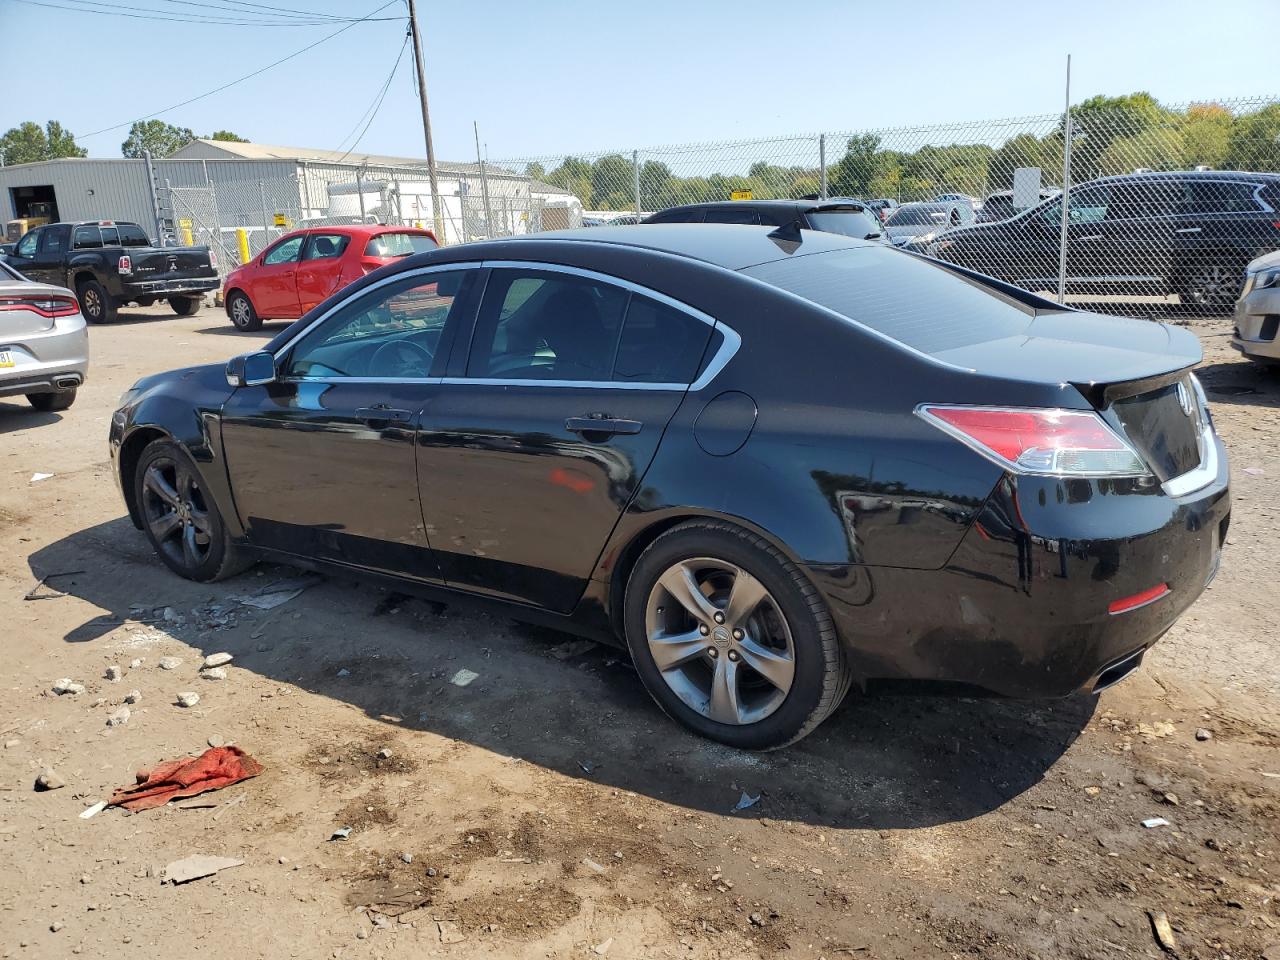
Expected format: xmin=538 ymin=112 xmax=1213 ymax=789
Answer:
xmin=0 ymin=303 xmax=1277 ymax=960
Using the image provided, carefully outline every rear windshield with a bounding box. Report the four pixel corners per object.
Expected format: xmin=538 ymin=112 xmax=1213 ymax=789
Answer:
xmin=365 ymin=232 xmax=437 ymax=257
xmin=743 ymin=247 xmax=1036 ymax=354
xmin=806 ymin=209 xmax=882 ymax=239
xmin=886 ymin=205 xmax=948 ymax=226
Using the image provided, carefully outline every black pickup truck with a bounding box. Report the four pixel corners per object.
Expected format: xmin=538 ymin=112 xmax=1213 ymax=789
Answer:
xmin=0 ymin=220 xmax=219 ymax=323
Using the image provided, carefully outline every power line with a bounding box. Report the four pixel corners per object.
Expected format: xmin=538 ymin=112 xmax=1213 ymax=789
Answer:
xmin=9 ymin=0 xmax=401 ymax=26
xmin=77 ymin=0 xmax=404 ymax=140
xmin=334 ymin=30 xmax=411 ymax=161
xmin=153 ymin=0 xmax=359 ymax=20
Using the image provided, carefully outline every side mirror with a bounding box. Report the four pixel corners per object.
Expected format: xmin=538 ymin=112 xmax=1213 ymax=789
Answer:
xmin=225 ymin=351 xmax=276 ymax=388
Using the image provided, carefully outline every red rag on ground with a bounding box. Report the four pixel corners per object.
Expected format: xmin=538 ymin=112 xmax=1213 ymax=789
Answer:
xmin=108 ymin=746 xmax=264 ymax=812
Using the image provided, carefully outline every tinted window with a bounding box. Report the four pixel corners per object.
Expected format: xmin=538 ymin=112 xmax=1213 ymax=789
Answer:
xmin=646 ymin=208 xmax=705 ymax=224
xmin=1040 ymin=186 xmax=1109 ymax=226
xmin=1105 ymin=182 xmax=1180 ymax=219
xmin=806 ymin=209 xmax=883 ymax=238
xmin=1183 ymin=180 xmax=1261 ymax=214
xmin=263 ymin=235 xmax=304 ymax=265
xmin=118 ymin=224 xmax=149 ymax=246
xmin=365 ymin=232 xmax=437 ymax=257
xmin=100 ymin=224 xmax=120 ymax=245
xmin=886 ymin=205 xmax=949 ymax=226
xmin=615 ymin=295 xmax=712 ymax=383
xmin=468 ymin=270 xmax=628 ymax=381
xmin=39 ymin=226 xmax=68 ymax=255
xmin=703 ymin=207 xmax=761 ymax=225
xmin=15 ymin=231 xmax=38 ymax=257
xmin=304 ymin=233 xmax=350 ymax=260
xmin=743 ymin=247 xmax=1035 ymax=355
xmin=73 ymin=225 xmax=103 ymax=249
xmin=286 ymin=270 xmax=471 ymax=379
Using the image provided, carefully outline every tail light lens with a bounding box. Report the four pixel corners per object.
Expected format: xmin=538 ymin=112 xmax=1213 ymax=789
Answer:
xmin=917 ymin=405 xmax=1149 ymax=477
xmin=209 ymin=250 xmax=218 ymax=271
xmin=118 ymin=255 xmax=132 ymax=275
xmin=0 ymin=294 xmax=80 ymax=319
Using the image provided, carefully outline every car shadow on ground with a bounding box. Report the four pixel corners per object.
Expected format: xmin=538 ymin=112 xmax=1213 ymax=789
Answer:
xmin=103 ymin=309 xmax=194 ymax=327
xmin=0 ymin=402 xmax=61 ymax=432
xmin=1196 ymin=355 xmax=1280 ymax=411
xmin=33 ymin=517 xmax=1096 ymax=831
xmin=193 ymin=324 xmax=288 ymax=339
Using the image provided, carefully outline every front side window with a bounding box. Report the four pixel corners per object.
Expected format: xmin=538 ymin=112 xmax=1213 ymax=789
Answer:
xmin=285 ymin=270 xmax=472 ymax=380
xmin=263 ymin=235 xmax=304 ymax=265
xmin=304 ymin=233 xmax=350 ymax=260
xmin=365 ymin=232 xmax=437 ymax=257
xmin=15 ymin=230 xmax=38 ymax=257
xmin=1041 ymin=186 xmax=1109 ymax=226
xmin=73 ymin=225 xmax=103 ymax=249
xmin=468 ymin=270 xmax=628 ymax=381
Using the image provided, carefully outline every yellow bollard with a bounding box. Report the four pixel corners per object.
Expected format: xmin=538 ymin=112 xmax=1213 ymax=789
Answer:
xmin=180 ymin=224 xmax=194 ymax=246
xmin=236 ymin=228 xmax=250 ymax=266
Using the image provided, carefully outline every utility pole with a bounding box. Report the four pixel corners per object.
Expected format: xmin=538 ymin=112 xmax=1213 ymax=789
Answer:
xmin=407 ymin=0 xmax=445 ymax=243
xmin=1056 ymin=53 xmax=1074 ymax=305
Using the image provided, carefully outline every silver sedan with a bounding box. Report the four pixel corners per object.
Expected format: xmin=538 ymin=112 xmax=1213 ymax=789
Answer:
xmin=0 ymin=259 xmax=89 ymax=411
xmin=1231 ymin=250 xmax=1280 ymax=366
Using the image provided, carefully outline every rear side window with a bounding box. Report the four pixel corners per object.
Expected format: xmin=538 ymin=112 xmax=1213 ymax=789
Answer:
xmin=646 ymin=207 xmax=705 ymax=224
xmin=615 ymin=295 xmax=712 ymax=383
xmin=39 ymin=226 xmax=69 ymax=255
xmin=743 ymin=247 xmax=1035 ymax=354
xmin=365 ymin=232 xmax=437 ymax=257
xmin=806 ymin=209 xmax=882 ymax=238
xmin=100 ymin=225 xmax=120 ymax=245
xmin=118 ymin=224 xmax=149 ymax=246
xmin=1182 ymin=181 xmax=1262 ymax=214
xmin=73 ymin=225 xmax=103 ymax=249
xmin=703 ymin=207 xmax=760 ymax=225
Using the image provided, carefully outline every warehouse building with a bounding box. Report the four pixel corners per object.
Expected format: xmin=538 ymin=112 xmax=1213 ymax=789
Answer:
xmin=0 ymin=140 xmax=577 ymax=259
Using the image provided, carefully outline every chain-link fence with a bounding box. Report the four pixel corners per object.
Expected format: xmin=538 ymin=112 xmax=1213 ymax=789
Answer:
xmin=489 ymin=95 xmax=1280 ymax=317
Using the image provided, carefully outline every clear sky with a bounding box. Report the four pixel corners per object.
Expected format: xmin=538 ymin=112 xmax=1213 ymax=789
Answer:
xmin=2 ymin=0 xmax=1276 ymax=164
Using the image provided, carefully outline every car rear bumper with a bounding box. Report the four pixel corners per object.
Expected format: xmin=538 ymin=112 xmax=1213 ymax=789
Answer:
xmin=808 ymin=434 xmax=1231 ymax=698
xmin=1232 ymin=286 xmax=1280 ymax=360
xmin=0 ymin=314 xmax=89 ymax=397
xmin=123 ymin=276 xmax=219 ymax=296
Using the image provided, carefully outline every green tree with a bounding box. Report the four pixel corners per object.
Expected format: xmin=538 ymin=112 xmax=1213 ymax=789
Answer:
xmin=639 ymin=160 xmax=671 ymax=206
xmin=590 ymin=154 xmax=633 ymax=210
xmin=207 ymin=130 xmax=247 ymax=142
xmin=1225 ymin=103 xmax=1280 ymax=171
xmin=1067 ymin=92 xmax=1171 ymax=180
xmin=524 ymin=161 xmax=546 ymax=180
xmin=0 ymin=120 xmax=87 ymax=164
xmin=121 ymin=120 xmax=196 ymax=159
xmin=1178 ymin=103 xmax=1232 ymax=169
xmin=544 ymin=156 xmax=594 ymax=206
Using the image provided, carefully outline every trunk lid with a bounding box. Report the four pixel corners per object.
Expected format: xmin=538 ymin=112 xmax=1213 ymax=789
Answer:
xmin=0 ymin=279 xmax=79 ymax=338
xmin=125 ymin=246 xmax=216 ymax=282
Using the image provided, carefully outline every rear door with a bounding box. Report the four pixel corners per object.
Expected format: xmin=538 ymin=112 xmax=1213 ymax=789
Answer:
xmin=295 ymin=231 xmax=351 ymax=313
xmin=252 ymin=233 xmax=305 ymax=318
xmin=416 ymin=264 xmax=716 ymax=612
xmin=1089 ymin=180 xmax=1179 ymax=295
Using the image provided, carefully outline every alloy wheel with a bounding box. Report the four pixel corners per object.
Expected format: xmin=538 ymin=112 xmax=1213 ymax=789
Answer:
xmin=1185 ymin=264 xmax=1238 ymax=308
xmin=141 ymin=457 xmax=213 ymax=571
xmin=82 ymin=287 xmax=102 ymax=319
xmin=231 ymin=297 xmax=251 ymax=327
xmin=644 ymin=557 xmax=795 ymax=725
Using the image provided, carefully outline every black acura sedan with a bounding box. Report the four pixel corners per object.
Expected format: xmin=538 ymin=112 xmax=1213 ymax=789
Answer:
xmin=110 ymin=225 xmax=1230 ymax=749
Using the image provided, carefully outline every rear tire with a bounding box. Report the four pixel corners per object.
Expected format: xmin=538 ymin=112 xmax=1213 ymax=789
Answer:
xmin=623 ymin=520 xmax=851 ymax=750
xmin=227 ymin=291 xmax=262 ymax=331
xmin=169 ymin=295 xmax=202 ymax=316
xmin=1178 ymin=257 xmax=1245 ymax=315
xmin=133 ymin=439 xmax=255 ymax=582
xmin=27 ymin=389 xmax=76 ymax=412
xmin=77 ymin=278 xmax=116 ymax=324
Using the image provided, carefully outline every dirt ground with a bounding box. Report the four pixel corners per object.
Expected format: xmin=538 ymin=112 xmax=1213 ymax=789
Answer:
xmin=1 ymin=302 xmax=1277 ymax=960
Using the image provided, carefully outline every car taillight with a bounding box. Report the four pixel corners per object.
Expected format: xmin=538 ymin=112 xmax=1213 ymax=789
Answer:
xmin=118 ymin=255 xmax=132 ymax=274
xmin=209 ymin=250 xmax=218 ymax=270
xmin=0 ymin=294 xmax=80 ymax=318
xmin=917 ymin=405 xmax=1149 ymax=477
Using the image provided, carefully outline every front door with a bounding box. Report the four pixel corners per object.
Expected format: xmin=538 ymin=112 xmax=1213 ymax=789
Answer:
xmin=9 ymin=225 xmax=69 ymax=286
xmin=220 ymin=266 xmax=482 ymax=580
xmin=295 ymin=231 xmax=352 ymax=313
xmin=253 ymin=234 xmax=304 ymax=318
xmin=416 ymin=265 xmax=716 ymax=613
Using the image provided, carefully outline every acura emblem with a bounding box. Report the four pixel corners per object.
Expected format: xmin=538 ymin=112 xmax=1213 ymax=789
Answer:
xmin=1176 ymin=381 xmax=1194 ymax=417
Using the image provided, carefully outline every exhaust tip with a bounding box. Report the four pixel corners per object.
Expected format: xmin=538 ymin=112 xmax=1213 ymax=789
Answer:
xmin=54 ymin=376 xmax=81 ymax=390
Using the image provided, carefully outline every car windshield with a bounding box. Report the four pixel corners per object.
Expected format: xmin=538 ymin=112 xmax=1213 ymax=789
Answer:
xmin=886 ymin=205 xmax=948 ymax=226
xmin=805 ymin=209 xmax=882 ymax=238
xmin=743 ymin=246 xmax=1037 ymax=355
xmin=365 ymin=232 xmax=438 ymax=258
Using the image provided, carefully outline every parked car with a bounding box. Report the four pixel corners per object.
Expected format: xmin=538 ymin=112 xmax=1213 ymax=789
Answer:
xmin=930 ymin=171 xmax=1280 ymax=311
xmin=1231 ymin=249 xmax=1280 ymax=365
xmin=607 ymin=215 xmax=643 ymax=226
xmin=0 ymin=257 xmax=87 ymax=411
xmin=934 ymin=192 xmax=980 ymax=207
xmin=977 ymin=188 xmax=1061 ymax=223
xmin=883 ymin=200 xmax=975 ymax=251
xmin=111 ymin=225 xmax=1229 ymax=749
xmin=645 ymin=199 xmax=884 ymax=241
xmin=867 ymin=198 xmax=899 ymax=223
xmin=222 ymin=225 xmax=437 ymax=331
xmin=0 ymin=221 xmax=218 ymax=323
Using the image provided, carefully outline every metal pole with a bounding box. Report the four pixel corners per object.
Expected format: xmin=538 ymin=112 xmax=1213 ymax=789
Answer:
xmin=633 ymin=150 xmax=641 ymax=221
xmin=819 ymin=134 xmax=828 ymax=200
xmin=1056 ymin=53 xmax=1074 ymax=304
xmin=407 ymin=0 xmax=445 ymax=242
xmin=259 ymin=180 xmax=270 ymax=250
xmin=391 ymin=172 xmax=404 ymax=225
xmin=143 ymin=149 xmax=163 ymax=243
xmin=474 ymin=121 xmax=492 ymax=240
xmin=356 ymin=167 xmax=367 ymax=222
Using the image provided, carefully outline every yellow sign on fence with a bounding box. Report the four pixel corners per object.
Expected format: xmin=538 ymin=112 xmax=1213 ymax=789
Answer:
xmin=273 ymin=214 xmax=289 ymax=227
xmin=730 ymin=190 xmax=754 ymax=201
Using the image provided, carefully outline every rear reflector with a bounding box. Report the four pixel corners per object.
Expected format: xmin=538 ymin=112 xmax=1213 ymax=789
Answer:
xmin=1108 ymin=583 xmax=1170 ymax=615
xmin=917 ymin=405 xmax=1149 ymax=478
xmin=0 ymin=294 xmax=80 ymax=318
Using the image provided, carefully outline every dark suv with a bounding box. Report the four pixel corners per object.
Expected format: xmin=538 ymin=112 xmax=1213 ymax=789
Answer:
xmin=645 ymin=199 xmax=885 ymax=241
xmin=931 ymin=171 xmax=1280 ymax=311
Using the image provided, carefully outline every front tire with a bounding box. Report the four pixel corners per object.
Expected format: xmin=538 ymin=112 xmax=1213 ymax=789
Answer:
xmin=624 ymin=520 xmax=851 ymax=750
xmin=134 ymin=439 xmax=254 ymax=582
xmin=227 ymin=291 xmax=262 ymax=331
xmin=77 ymin=278 xmax=116 ymax=324
xmin=1178 ymin=258 xmax=1244 ymax=314
xmin=169 ymin=295 xmax=202 ymax=316
xmin=27 ymin=389 xmax=76 ymax=412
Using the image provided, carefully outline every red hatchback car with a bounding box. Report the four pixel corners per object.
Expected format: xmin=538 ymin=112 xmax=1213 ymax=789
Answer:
xmin=222 ymin=225 xmax=437 ymax=331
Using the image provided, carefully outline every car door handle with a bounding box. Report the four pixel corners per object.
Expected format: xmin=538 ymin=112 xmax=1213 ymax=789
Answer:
xmin=1078 ymin=234 xmax=1104 ymax=241
xmin=1176 ymin=226 xmax=1203 ymax=234
xmin=565 ymin=416 xmax=643 ymax=437
xmin=356 ymin=405 xmax=413 ymax=424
